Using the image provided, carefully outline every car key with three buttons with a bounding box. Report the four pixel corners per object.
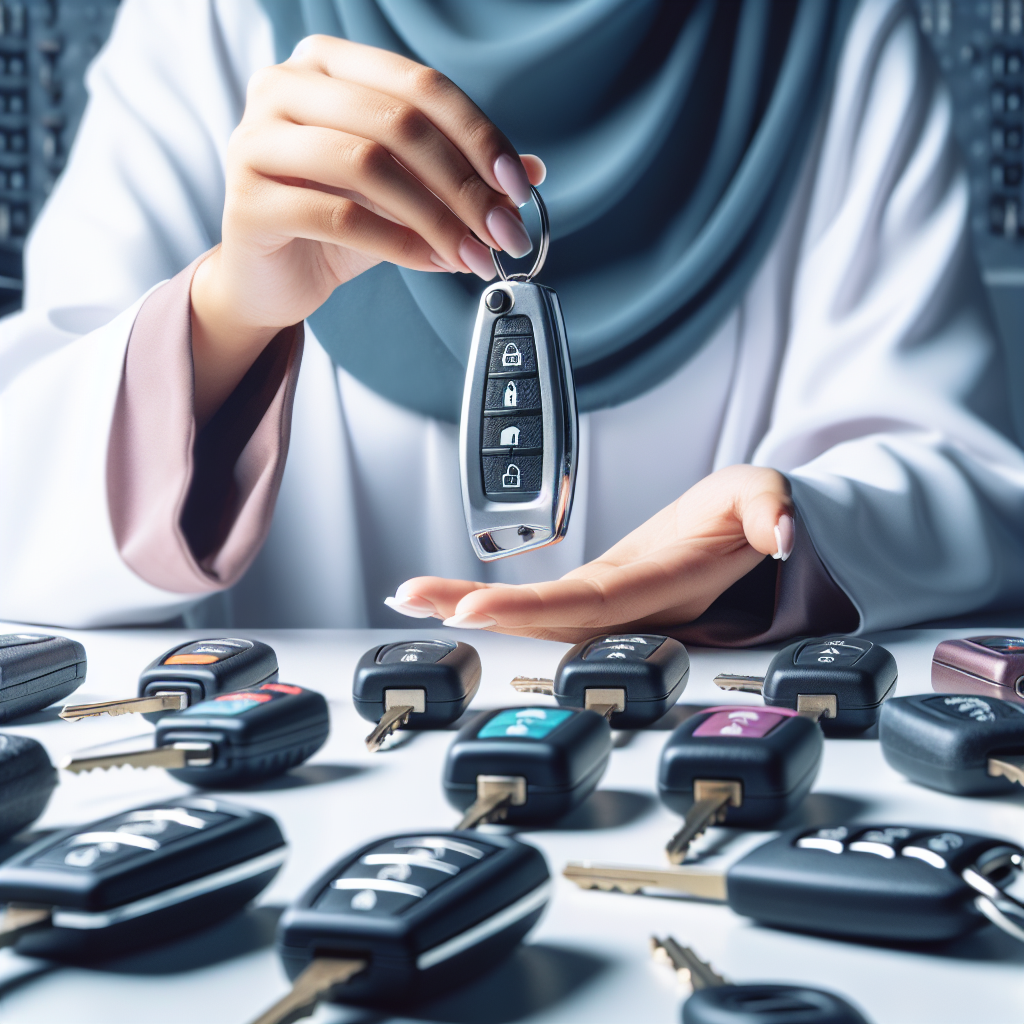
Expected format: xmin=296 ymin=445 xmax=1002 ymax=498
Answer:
xmin=60 ymin=681 xmax=329 ymax=786
xmin=353 ymin=640 xmax=481 ymax=752
xmin=511 ymin=633 xmax=690 ymax=727
xmin=460 ymin=186 xmax=578 ymax=559
xmin=565 ymin=823 xmax=1024 ymax=944
xmin=250 ymin=831 xmax=550 ymax=1022
xmin=714 ymin=636 xmax=897 ymax=734
xmin=0 ymin=796 xmax=286 ymax=961
xmin=60 ymin=637 xmax=278 ymax=721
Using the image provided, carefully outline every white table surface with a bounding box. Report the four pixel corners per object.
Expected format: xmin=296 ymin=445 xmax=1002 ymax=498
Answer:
xmin=0 ymin=623 xmax=1022 ymax=1024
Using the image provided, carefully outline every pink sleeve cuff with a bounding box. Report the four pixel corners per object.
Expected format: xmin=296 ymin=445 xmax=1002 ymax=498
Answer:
xmin=107 ymin=253 xmax=303 ymax=594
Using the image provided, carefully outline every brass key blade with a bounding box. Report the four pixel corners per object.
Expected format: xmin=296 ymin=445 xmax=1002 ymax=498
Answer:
xmin=563 ymin=861 xmax=728 ymax=902
xmin=665 ymin=781 xmax=741 ymax=864
xmin=0 ymin=905 xmax=51 ymax=949
xmin=61 ymin=742 xmax=213 ymax=774
xmin=510 ymin=676 xmax=555 ymax=696
xmin=457 ymin=775 xmax=527 ymax=830
xmin=249 ymin=956 xmax=367 ymax=1024
xmin=364 ymin=705 xmax=413 ymax=753
xmin=651 ymin=935 xmax=727 ymax=989
xmin=712 ymin=674 xmax=764 ymax=694
xmin=59 ymin=692 xmax=188 ymax=721
xmin=989 ymin=754 xmax=1024 ymax=786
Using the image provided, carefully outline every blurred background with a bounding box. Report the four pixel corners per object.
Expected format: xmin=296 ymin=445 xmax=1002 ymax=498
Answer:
xmin=0 ymin=0 xmax=1019 ymax=438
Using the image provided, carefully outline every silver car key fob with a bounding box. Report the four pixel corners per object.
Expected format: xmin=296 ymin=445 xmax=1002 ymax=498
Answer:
xmin=459 ymin=187 xmax=578 ymax=560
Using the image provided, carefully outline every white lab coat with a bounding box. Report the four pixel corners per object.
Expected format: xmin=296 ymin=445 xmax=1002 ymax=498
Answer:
xmin=0 ymin=0 xmax=1021 ymax=631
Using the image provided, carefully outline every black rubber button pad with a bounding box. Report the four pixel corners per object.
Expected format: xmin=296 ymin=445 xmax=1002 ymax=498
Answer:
xmin=485 ymin=377 xmax=541 ymax=412
xmin=482 ymin=415 xmax=543 ymax=451
xmin=482 ymin=455 xmax=542 ymax=495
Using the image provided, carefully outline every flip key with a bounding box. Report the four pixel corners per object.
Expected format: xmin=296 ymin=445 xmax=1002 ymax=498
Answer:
xmin=60 ymin=637 xmax=278 ymax=721
xmin=443 ymin=706 xmax=612 ymax=829
xmin=0 ymin=796 xmax=286 ymax=961
xmin=651 ymin=935 xmax=871 ymax=1024
xmin=353 ymin=640 xmax=481 ymax=752
xmin=511 ymin=634 xmax=689 ymax=727
xmin=931 ymin=636 xmax=1024 ymax=705
xmin=0 ymin=734 xmax=58 ymax=840
xmin=880 ymin=693 xmax=1024 ymax=795
xmin=61 ymin=682 xmax=329 ymax=787
xmin=253 ymin=831 xmax=549 ymax=1021
xmin=714 ymin=636 xmax=897 ymax=734
xmin=658 ymin=706 xmax=823 ymax=862
xmin=0 ymin=633 xmax=86 ymax=722
xmin=565 ymin=823 xmax=1024 ymax=944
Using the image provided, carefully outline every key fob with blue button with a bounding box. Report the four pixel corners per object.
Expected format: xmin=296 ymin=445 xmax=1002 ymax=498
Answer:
xmin=443 ymin=706 xmax=611 ymax=827
xmin=0 ymin=797 xmax=286 ymax=961
xmin=275 ymin=831 xmax=549 ymax=1007
xmin=0 ymin=632 xmax=87 ymax=722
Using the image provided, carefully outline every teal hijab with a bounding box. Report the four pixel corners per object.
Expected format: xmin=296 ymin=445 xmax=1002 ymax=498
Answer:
xmin=260 ymin=0 xmax=855 ymax=422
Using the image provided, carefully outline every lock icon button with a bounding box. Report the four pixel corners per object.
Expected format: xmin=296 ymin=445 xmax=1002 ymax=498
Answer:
xmin=502 ymin=464 xmax=521 ymax=489
xmin=502 ymin=342 xmax=522 ymax=367
xmin=503 ymin=381 xmax=518 ymax=408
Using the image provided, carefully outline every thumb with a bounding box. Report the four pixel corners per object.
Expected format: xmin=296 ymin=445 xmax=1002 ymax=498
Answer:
xmin=738 ymin=472 xmax=795 ymax=561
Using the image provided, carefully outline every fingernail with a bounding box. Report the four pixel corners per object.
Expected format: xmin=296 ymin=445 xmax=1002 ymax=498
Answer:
xmin=442 ymin=612 xmax=497 ymax=630
xmin=458 ymin=237 xmax=496 ymax=280
xmin=772 ymin=514 xmax=795 ymax=562
xmin=493 ymin=154 xmax=532 ymax=207
xmin=429 ymin=252 xmax=458 ymax=273
xmin=384 ymin=594 xmax=438 ymax=619
xmin=486 ymin=207 xmax=533 ymax=259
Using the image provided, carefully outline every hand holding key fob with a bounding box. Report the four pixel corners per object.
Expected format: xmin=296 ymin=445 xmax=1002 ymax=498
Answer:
xmin=60 ymin=637 xmax=278 ymax=721
xmin=0 ymin=734 xmax=57 ymax=841
xmin=880 ymin=693 xmax=1024 ymax=795
xmin=256 ymin=831 xmax=549 ymax=1020
xmin=443 ymin=706 xmax=611 ymax=828
xmin=512 ymin=633 xmax=689 ymax=727
xmin=658 ymin=707 xmax=823 ymax=862
xmin=62 ymin=681 xmax=329 ymax=787
xmin=932 ymin=636 xmax=1024 ymax=704
xmin=0 ymin=797 xmax=285 ymax=961
xmin=0 ymin=633 xmax=86 ymax=722
xmin=715 ymin=636 xmax=897 ymax=734
xmin=353 ymin=640 xmax=481 ymax=751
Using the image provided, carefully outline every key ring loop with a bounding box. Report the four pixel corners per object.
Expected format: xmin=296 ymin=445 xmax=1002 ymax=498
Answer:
xmin=490 ymin=185 xmax=550 ymax=283
xmin=963 ymin=860 xmax=1024 ymax=944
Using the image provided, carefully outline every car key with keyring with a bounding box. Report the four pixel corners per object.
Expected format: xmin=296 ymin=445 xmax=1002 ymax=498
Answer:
xmin=511 ymin=633 xmax=690 ymax=727
xmin=931 ymin=635 xmax=1024 ymax=705
xmin=60 ymin=681 xmax=329 ymax=786
xmin=651 ymin=935 xmax=872 ymax=1024
xmin=0 ymin=633 xmax=87 ymax=722
xmin=658 ymin=706 xmax=823 ymax=862
xmin=460 ymin=186 xmax=577 ymax=559
xmin=59 ymin=637 xmax=278 ymax=721
xmin=353 ymin=639 xmax=481 ymax=752
xmin=565 ymin=823 xmax=1024 ymax=944
xmin=880 ymin=692 xmax=1024 ymax=795
xmin=714 ymin=636 xmax=897 ymax=734
xmin=250 ymin=831 xmax=549 ymax=1022
xmin=0 ymin=796 xmax=286 ymax=961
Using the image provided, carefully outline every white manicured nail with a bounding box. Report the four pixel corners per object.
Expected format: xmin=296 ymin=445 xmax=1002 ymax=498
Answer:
xmin=772 ymin=514 xmax=795 ymax=562
xmin=442 ymin=613 xmax=497 ymax=630
xmin=384 ymin=595 xmax=437 ymax=619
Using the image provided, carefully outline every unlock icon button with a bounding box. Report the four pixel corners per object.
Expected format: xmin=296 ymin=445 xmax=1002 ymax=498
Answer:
xmin=502 ymin=464 xmax=521 ymax=489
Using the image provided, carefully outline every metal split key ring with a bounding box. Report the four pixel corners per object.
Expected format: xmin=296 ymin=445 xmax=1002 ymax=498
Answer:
xmin=490 ymin=185 xmax=550 ymax=282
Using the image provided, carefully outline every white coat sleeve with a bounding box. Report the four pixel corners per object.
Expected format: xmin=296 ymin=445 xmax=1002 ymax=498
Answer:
xmin=0 ymin=0 xmax=274 ymax=627
xmin=754 ymin=0 xmax=1024 ymax=632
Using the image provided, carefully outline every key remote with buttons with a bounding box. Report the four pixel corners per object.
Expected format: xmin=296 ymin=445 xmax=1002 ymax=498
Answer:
xmin=0 ymin=632 xmax=87 ymax=722
xmin=459 ymin=187 xmax=577 ymax=559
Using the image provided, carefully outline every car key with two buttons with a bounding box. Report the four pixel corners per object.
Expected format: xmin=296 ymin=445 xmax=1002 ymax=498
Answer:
xmin=353 ymin=640 xmax=480 ymax=752
xmin=511 ymin=634 xmax=689 ymax=727
xmin=444 ymin=706 xmax=612 ymax=829
xmin=250 ymin=831 xmax=549 ymax=1022
xmin=565 ymin=823 xmax=1024 ymax=944
xmin=60 ymin=681 xmax=329 ymax=786
xmin=460 ymin=187 xmax=577 ymax=560
xmin=0 ymin=797 xmax=286 ymax=961
xmin=0 ymin=633 xmax=87 ymax=722
xmin=651 ymin=934 xmax=872 ymax=1024
xmin=714 ymin=636 xmax=897 ymax=734
xmin=60 ymin=637 xmax=279 ymax=721
xmin=658 ymin=706 xmax=823 ymax=862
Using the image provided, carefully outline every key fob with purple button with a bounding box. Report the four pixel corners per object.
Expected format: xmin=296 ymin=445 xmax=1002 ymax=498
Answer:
xmin=0 ymin=633 xmax=87 ymax=722
xmin=931 ymin=636 xmax=1024 ymax=705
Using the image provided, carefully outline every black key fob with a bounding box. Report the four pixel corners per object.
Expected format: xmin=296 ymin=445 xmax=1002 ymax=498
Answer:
xmin=0 ymin=797 xmax=285 ymax=961
xmin=0 ymin=734 xmax=57 ymax=840
xmin=683 ymin=984 xmax=871 ymax=1024
xmin=277 ymin=831 xmax=549 ymax=1007
xmin=0 ymin=632 xmax=86 ymax=721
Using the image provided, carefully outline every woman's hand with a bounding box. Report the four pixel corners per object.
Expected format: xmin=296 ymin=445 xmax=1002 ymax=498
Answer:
xmin=189 ymin=36 xmax=544 ymax=424
xmin=386 ymin=466 xmax=796 ymax=643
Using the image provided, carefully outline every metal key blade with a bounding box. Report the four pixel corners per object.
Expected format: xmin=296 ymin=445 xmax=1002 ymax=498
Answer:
xmin=651 ymin=935 xmax=727 ymax=989
xmin=365 ymin=705 xmax=413 ymax=753
xmin=712 ymin=674 xmax=764 ymax=694
xmin=59 ymin=691 xmax=188 ymax=721
xmin=249 ymin=956 xmax=367 ymax=1024
xmin=457 ymin=775 xmax=527 ymax=830
xmin=61 ymin=742 xmax=213 ymax=774
xmin=0 ymin=905 xmax=51 ymax=949
xmin=510 ymin=676 xmax=555 ymax=696
xmin=562 ymin=862 xmax=728 ymax=902
xmin=989 ymin=755 xmax=1024 ymax=786
xmin=665 ymin=781 xmax=741 ymax=864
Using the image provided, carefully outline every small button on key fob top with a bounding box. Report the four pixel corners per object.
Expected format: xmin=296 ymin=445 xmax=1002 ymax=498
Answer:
xmin=0 ymin=796 xmax=286 ymax=961
xmin=880 ymin=693 xmax=1024 ymax=795
xmin=0 ymin=633 xmax=86 ymax=722
xmin=444 ymin=707 xmax=611 ymax=828
xmin=932 ymin=635 xmax=1024 ymax=705
xmin=0 ymin=734 xmax=57 ymax=840
xmin=273 ymin=831 xmax=549 ymax=1010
